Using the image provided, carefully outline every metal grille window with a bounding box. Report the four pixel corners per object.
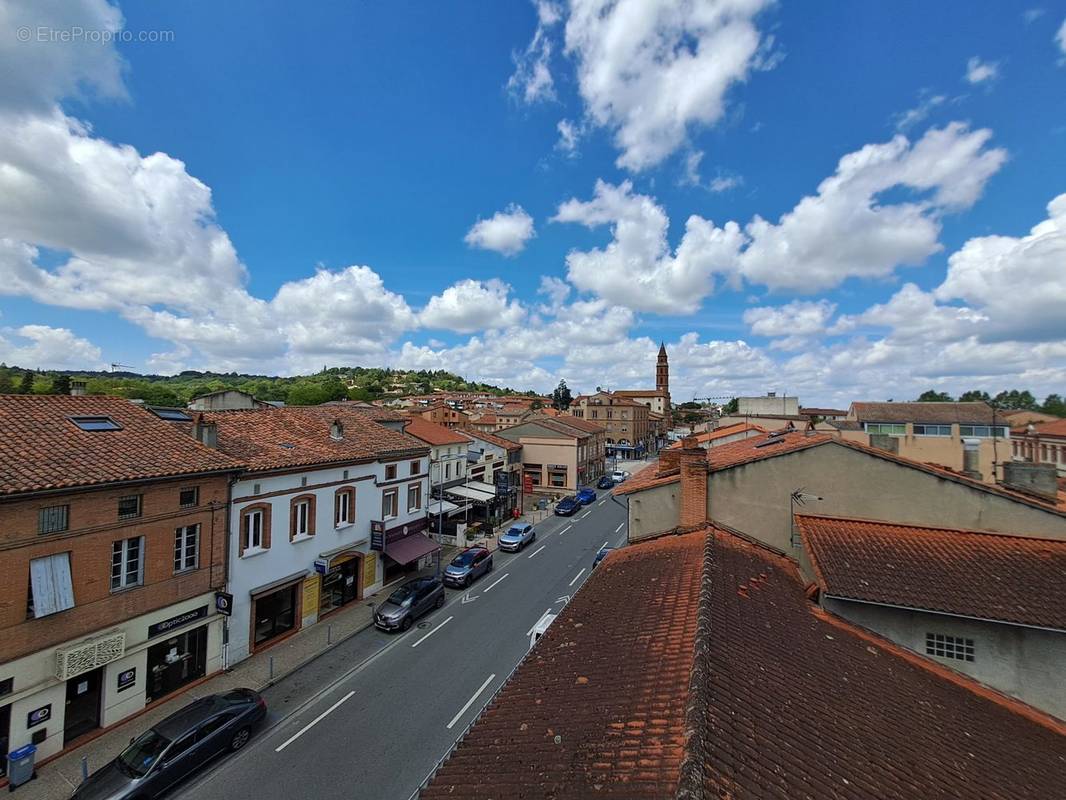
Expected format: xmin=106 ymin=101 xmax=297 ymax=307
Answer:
xmin=925 ymin=633 xmax=974 ymax=662
xmin=38 ymin=505 xmax=69 ymax=534
xmin=117 ymin=494 xmax=142 ymax=520
xmin=179 ymin=487 xmax=199 ymax=508
xmin=174 ymin=525 xmax=199 ymax=573
xmin=111 ymin=537 xmax=144 ymax=590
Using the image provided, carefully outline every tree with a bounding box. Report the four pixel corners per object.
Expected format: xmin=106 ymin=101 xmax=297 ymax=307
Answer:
xmin=993 ymin=389 xmax=1038 ymax=410
xmin=1042 ymin=393 xmax=1066 ymax=418
xmin=50 ymin=374 xmax=72 ymax=395
xmin=722 ymin=398 xmax=739 ymax=415
xmin=551 ymin=380 xmax=572 ymax=410
xmin=17 ymin=371 xmax=35 ymax=394
xmin=958 ymin=389 xmax=991 ymax=403
xmin=916 ymin=390 xmax=953 ymax=402
xmin=0 ymin=371 xmax=12 ymax=394
xmin=530 ymin=398 xmax=544 ymax=411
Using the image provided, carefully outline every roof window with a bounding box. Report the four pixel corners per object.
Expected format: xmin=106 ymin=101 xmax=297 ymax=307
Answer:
xmin=70 ymin=415 xmax=122 ymax=432
xmin=150 ymin=407 xmax=192 ymax=422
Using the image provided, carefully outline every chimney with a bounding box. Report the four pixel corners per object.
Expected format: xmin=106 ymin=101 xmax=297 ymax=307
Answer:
xmin=70 ymin=379 xmax=87 ymax=396
xmin=1001 ymin=461 xmax=1058 ymax=501
xmin=961 ymin=437 xmax=982 ymax=481
xmin=330 ymin=419 xmax=344 ymax=440
xmin=192 ymin=414 xmax=218 ymax=449
xmin=678 ymin=436 xmax=708 ymax=528
xmin=658 ymin=448 xmax=681 ymax=474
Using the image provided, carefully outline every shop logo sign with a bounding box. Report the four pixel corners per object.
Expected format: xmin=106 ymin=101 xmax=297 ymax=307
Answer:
xmin=117 ymin=668 xmax=137 ymax=692
xmin=27 ymin=704 xmax=51 ymax=727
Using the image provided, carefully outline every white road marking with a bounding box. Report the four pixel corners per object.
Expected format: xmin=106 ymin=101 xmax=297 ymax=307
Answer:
xmin=275 ymin=690 xmax=355 ymax=752
xmin=461 ymin=593 xmax=479 ymax=605
xmin=527 ymin=544 xmax=547 ymax=559
xmin=614 ymin=522 xmax=625 ymax=533
xmin=599 ymin=539 xmax=609 ymax=551
xmin=447 ymin=673 xmax=496 ymax=730
xmin=526 ymin=609 xmax=553 ymax=636
xmin=411 ymin=616 xmax=453 ymax=648
xmin=482 ymin=572 xmax=509 ymax=592
xmin=578 ymin=510 xmax=591 ymax=520
xmin=598 ymin=499 xmax=606 ymax=506
xmin=559 ymin=524 xmax=572 ymax=535
xmin=568 ymin=568 xmax=586 ymax=587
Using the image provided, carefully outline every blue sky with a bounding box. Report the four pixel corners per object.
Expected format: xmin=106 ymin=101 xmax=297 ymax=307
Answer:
xmin=0 ymin=0 xmax=1064 ymax=405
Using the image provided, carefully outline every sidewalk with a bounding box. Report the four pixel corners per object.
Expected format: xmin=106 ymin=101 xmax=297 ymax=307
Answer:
xmin=6 ymin=560 xmax=441 ymax=799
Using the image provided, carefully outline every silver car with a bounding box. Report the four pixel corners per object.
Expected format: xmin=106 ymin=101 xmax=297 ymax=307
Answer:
xmin=444 ymin=547 xmax=493 ymax=587
xmin=498 ymin=522 xmax=535 ymax=552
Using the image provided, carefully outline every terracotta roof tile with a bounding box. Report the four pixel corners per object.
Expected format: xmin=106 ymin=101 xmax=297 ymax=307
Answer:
xmin=462 ymin=429 xmax=522 ymax=452
xmin=201 ymin=406 xmax=427 ymax=472
xmin=401 ymin=415 xmax=471 ymax=446
xmin=547 ymin=415 xmax=607 ymax=434
xmin=798 ymin=514 xmax=1066 ymax=629
xmin=424 ymin=526 xmax=1066 ymax=799
xmin=1023 ymin=418 xmax=1066 ymax=438
xmin=850 ymin=401 xmax=1001 ymax=425
xmin=663 ymin=422 xmax=765 ymax=448
xmin=0 ymin=395 xmax=241 ymax=495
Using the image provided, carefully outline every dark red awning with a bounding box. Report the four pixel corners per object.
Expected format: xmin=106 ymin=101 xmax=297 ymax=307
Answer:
xmin=385 ymin=532 xmax=440 ymax=565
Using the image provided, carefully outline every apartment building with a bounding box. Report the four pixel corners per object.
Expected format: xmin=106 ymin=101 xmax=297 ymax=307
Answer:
xmin=0 ymin=396 xmax=241 ymax=769
xmin=497 ymin=416 xmax=606 ymax=493
xmin=1012 ymin=418 xmax=1066 ymax=476
xmin=568 ymin=392 xmax=651 ymax=456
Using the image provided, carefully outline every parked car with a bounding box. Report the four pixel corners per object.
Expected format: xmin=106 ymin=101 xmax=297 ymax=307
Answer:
xmin=596 ymin=475 xmax=615 ymax=489
xmin=499 ymin=522 xmax=536 ymax=552
xmin=528 ymin=612 xmax=557 ymax=650
xmin=593 ymin=546 xmax=614 ymax=568
xmin=576 ymin=488 xmax=597 ymax=504
xmin=555 ymin=496 xmax=580 ymax=516
xmin=71 ymin=689 xmax=266 ymax=800
xmin=444 ymin=546 xmax=493 ymax=588
xmin=610 ymin=470 xmax=629 ymax=483
xmin=374 ymin=577 xmax=445 ymax=632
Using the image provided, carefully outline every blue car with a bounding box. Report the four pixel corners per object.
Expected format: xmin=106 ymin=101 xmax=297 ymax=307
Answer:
xmin=576 ymin=488 xmax=597 ymax=505
xmin=499 ymin=522 xmax=536 ymax=552
xmin=555 ymin=496 xmax=580 ymax=516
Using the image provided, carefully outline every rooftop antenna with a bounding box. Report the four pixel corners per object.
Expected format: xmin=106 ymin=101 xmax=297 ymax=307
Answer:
xmin=789 ymin=488 xmax=823 ymax=547
xmin=110 ymin=362 xmax=135 ymax=373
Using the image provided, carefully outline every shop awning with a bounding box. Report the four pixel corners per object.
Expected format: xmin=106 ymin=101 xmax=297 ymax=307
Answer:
xmin=444 ymin=485 xmax=495 ymax=503
xmin=427 ymin=499 xmax=461 ymax=515
xmin=466 ymin=480 xmax=500 ymax=495
xmin=385 ymin=532 xmax=440 ymax=565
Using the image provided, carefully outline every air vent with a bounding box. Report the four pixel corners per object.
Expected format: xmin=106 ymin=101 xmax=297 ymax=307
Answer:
xmin=55 ymin=631 xmax=126 ymax=681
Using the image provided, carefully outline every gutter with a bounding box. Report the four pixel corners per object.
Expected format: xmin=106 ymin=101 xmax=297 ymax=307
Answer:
xmin=823 ymin=594 xmax=1066 ymax=635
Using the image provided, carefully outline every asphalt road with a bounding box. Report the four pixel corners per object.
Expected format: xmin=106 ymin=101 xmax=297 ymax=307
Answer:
xmin=175 ymin=492 xmax=629 ymax=800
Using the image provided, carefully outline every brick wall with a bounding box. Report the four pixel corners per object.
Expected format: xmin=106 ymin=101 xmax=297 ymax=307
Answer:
xmin=0 ymin=475 xmax=230 ymax=663
xmin=679 ymin=438 xmax=708 ymax=528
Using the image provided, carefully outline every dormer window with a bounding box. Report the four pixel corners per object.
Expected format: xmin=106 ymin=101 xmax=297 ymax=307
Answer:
xmin=330 ymin=419 xmax=344 ymax=440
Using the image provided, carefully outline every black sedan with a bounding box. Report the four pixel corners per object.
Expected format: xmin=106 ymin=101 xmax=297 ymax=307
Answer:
xmin=72 ymin=689 xmax=266 ymax=800
xmin=596 ymin=475 xmax=615 ymax=489
xmin=554 ymin=495 xmax=580 ymax=516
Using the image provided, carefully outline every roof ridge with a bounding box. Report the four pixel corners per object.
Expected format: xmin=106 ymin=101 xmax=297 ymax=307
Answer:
xmin=810 ymin=604 xmax=1066 ymax=738
xmin=794 ymin=512 xmax=1066 ymax=545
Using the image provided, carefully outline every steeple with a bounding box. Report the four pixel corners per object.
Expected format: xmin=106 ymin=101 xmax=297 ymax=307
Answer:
xmin=658 ymin=341 xmax=667 ymax=358
xmin=656 ymin=342 xmax=669 ymax=395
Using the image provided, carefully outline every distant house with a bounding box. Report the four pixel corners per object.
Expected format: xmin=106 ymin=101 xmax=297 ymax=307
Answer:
xmin=663 ymin=421 xmax=765 ymax=450
xmin=497 ymin=416 xmax=606 ymax=493
xmin=1012 ymin=418 xmax=1066 ymax=477
xmin=187 ymin=389 xmax=273 ymax=411
xmin=568 ymin=392 xmax=652 ymax=456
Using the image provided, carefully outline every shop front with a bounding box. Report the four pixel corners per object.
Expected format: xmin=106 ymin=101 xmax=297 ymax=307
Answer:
xmin=145 ymin=623 xmax=208 ymax=705
xmin=315 ymin=547 xmax=364 ymax=616
xmin=250 ymin=573 xmax=304 ymax=652
xmin=375 ymin=517 xmax=438 ymax=582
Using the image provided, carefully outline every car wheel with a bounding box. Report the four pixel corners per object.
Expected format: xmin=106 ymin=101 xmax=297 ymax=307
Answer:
xmin=401 ymin=616 xmax=412 ymax=632
xmin=531 ymin=532 xmax=536 ymax=542
xmin=435 ymin=594 xmax=445 ymax=609
xmin=230 ymin=727 xmax=251 ymax=752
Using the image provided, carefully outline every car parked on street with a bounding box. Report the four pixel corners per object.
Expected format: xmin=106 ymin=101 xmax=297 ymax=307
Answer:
xmin=71 ymin=689 xmax=267 ymax=800
xmin=374 ymin=576 xmax=446 ymax=632
xmin=554 ymin=496 xmax=580 ymax=516
xmin=610 ymin=470 xmax=629 ymax=483
xmin=498 ymin=522 xmax=535 ymax=552
xmin=576 ymin=488 xmax=597 ymax=504
xmin=593 ymin=546 xmax=614 ymax=568
xmin=596 ymin=475 xmax=615 ymax=489
xmin=443 ymin=546 xmax=493 ymax=588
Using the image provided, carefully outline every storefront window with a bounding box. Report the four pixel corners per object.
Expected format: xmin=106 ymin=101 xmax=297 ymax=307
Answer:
xmin=319 ymin=558 xmax=360 ymax=615
xmin=253 ymin=584 xmax=297 ymax=647
xmin=146 ymin=625 xmax=207 ymax=703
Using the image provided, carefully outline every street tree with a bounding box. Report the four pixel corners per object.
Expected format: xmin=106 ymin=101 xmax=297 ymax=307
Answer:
xmin=551 ymin=380 xmax=572 ymax=410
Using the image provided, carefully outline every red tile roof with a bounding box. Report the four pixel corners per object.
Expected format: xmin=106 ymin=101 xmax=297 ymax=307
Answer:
xmin=539 ymin=415 xmax=606 ymax=434
xmin=798 ymin=514 xmax=1066 ymax=630
xmin=322 ymin=401 xmax=407 ymax=422
xmin=395 ymin=415 xmax=470 ymax=447
xmin=663 ymin=422 xmax=765 ymax=449
xmin=201 ymin=406 xmax=427 ymax=472
xmin=849 ymin=400 xmax=1001 ymax=425
xmin=0 ymin=395 xmax=241 ymax=495
xmin=423 ymin=527 xmax=1066 ymax=799
xmin=1023 ymin=418 xmax=1066 ymax=438
xmin=462 ymin=429 xmax=522 ymax=452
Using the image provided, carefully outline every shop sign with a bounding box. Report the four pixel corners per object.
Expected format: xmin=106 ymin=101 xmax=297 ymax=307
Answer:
xmin=548 ymin=464 xmax=567 ymax=470
xmin=494 ymin=471 xmax=510 ymax=494
xmin=26 ymin=704 xmax=51 ymax=728
xmin=522 ymin=474 xmax=533 ymax=494
xmin=214 ymin=592 xmax=233 ymax=616
xmin=313 ymin=559 xmax=329 ymax=575
xmin=370 ymin=520 xmax=385 ymax=551
xmin=117 ymin=667 xmax=137 ymax=693
xmin=148 ymin=605 xmax=209 ymax=639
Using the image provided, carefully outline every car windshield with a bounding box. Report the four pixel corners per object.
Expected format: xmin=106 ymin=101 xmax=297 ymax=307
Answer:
xmin=506 ymin=527 xmax=527 ymax=537
xmin=118 ymin=728 xmax=171 ymax=777
xmin=451 ymin=551 xmax=478 ymax=567
xmin=386 ymin=585 xmax=416 ymax=605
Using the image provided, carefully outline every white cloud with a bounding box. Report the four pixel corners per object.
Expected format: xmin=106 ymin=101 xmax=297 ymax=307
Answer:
xmin=0 ymin=324 xmax=103 ymax=370
xmin=537 ymin=275 xmax=571 ymax=307
xmin=709 ymin=173 xmax=743 ymax=193
xmin=553 ymin=179 xmax=744 ymax=314
xmin=935 ymin=193 xmax=1066 ymax=342
xmin=1058 ymin=18 xmax=1066 ymax=55
xmin=556 ymin=119 xmax=581 ymax=155
xmin=419 ymin=279 xmax=525 ymax=334
xmin=0 ymin=0 xmax=127 ymax=113
xmin=737 ymin=123 xmax=1007 ymax=291
xmin=965 ymin=56 xmax=999 ymax=84
xmin=893 ymin=91 xmax=947 ymax=132
xmin=1023 ymin=8 xmax=1044 ymax=23
xmin=507 ymin=1 xmax=562 ymax=103
xmin=563 ymin=0 xmax=776 ymax=171
xmin=743 ymin=299 xmax=836 ymax=350
xmin=463 ymin=204 xmax=535 ymax=256
xmin=830 ymin=283 xmax=986 ymax=342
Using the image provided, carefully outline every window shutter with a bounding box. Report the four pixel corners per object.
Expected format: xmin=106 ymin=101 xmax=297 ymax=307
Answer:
xmin=239 ymin=513 xmax=249 ymax=556
xmin=30 ymin=554 xmax=74 ymax=617
xmin=262 ymin=508 xmax=271 ymax=549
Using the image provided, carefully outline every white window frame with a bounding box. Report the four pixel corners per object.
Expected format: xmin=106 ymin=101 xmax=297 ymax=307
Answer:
xmin=111 ymin=536 xmax=144 ymax=591
xmin=294 ymin=499 xmax=311 ymax=538
xmin=244 ymin=509 xmax=264 ymax=551
xmin=382 ymin=489 xmax=398 ymax=520
xmin=407 ymin=483 xmax=422 ymax=513
xmin=864 ymin=422 xmax=905 ymax=436
xmin=925 ymin=632 xmax=975 ymax=662
xmin=335 ymin=490 xmax=352 ymax=526
xmin=174 ymin=524 xmax=199 ymax=573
